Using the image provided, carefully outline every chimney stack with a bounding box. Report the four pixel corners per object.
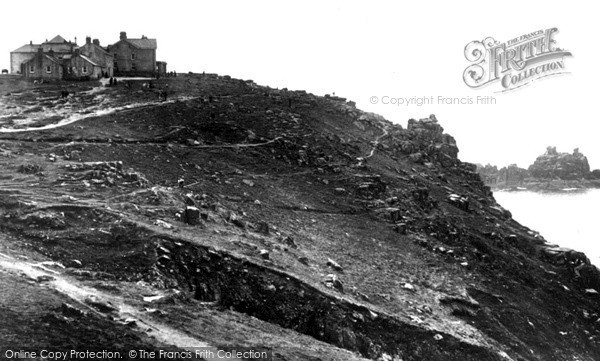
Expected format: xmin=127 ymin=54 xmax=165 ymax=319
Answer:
xmin=93 ymin=39 xmax=99 ymax=46
xmin=86 ymin=36 xmax=91 ymax=44
xmin=30 ymin=40 xmax=32 ymax=45
xmin=120 ymin=31 xmax=127 ymax=40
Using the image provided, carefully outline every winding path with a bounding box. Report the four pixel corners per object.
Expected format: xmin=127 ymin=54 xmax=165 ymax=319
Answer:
xmin=365 ymin=119 xmax=390 ymax=159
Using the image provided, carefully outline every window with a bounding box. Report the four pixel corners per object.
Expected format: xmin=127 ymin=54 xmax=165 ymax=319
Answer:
xmin=82 ymin=66 xmax=88 ymax=74
xmin=29 ymin=66 xmax=35 ymax=73
xmin=131 ymin=63 xmax=136 ymax=71
xmin=46 ymin=66 xmax=51 ymax=74
xmin=131 ymin=53 xmax=136 ymax=60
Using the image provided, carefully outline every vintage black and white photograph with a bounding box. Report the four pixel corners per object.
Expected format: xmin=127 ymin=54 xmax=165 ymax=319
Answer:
xmin=0 ymin=1 xmax=599 ymax=360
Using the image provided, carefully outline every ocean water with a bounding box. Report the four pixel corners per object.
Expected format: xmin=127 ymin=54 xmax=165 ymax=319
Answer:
xmin=494 ymin=189 xmax=600 ymax=267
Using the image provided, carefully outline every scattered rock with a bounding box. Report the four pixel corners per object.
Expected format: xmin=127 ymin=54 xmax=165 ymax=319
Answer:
xmin=154 ymin=219 xmax=173 ymax=229
xmin=375 ymin=207 xmax=402 ymax=222
xmin=228 ymin=212 xmax=246 ymax=228
xmin=84 ymin=297 xmax=117 ymax=313
xmin=326 ymin=258 xmax=344 ymax=272
xmin=279 ymin=236 xmax=297 ymax=248
xmin=394 ymin=223 xmax=407 ymax=234
xmin=256 ymin=221 xmax=270 ymax=235
xmin=259 ymin=249 xmax=270 ymax=260
xmin=324 ymin=274 xmax=343 ymax=292
xmin=35 ymin=275 xmax=55 ymax=283
xmin=60 ymin=303 xmax=86 ymax=318
xmin=183 ymin=193 xmax=196 ymax=206
xmin=265 ymin=284 xmax=277 ymax=292
xmin=297 ymin=257 xmax=310 ymax=266
xmin=65 ymin=259 xmax=83 ymax=268
xmin=184 ymin=206 xmax=201 ymax=225
xmin=447 ymin=194 xmax=469 ymax=212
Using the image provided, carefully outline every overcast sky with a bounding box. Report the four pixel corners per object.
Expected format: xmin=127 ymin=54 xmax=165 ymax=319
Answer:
xmin=1 ymin=0 xmax=597 ymax=169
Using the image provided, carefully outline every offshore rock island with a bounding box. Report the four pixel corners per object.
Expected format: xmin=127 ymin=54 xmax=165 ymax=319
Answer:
xmin=0 ymin=74 xmax=599 ymax=360
xmin=478 ymin=146 xmax=600 ymax=192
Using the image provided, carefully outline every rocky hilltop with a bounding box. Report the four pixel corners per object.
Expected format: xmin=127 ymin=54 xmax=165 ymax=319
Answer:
xmin=1 ymin=74 xmax=600 ymax=360
xmin=478 ymin=146 xmax=600 ymax=192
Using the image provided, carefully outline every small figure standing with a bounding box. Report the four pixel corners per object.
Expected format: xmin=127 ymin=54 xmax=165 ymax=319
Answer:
xmin=158 ymin=89 xmax=168 ymax=101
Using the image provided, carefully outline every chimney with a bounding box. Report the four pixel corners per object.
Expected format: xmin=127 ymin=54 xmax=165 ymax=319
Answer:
xmin=30 ymin=40 xmax=32 ymax=45
xmin=86 ymin=36 xmax=91 ymax=44
xmin=93 ymin=39 xmax=99 ymax=46
xmin=120 ymin=31 xmax=127 ymax=40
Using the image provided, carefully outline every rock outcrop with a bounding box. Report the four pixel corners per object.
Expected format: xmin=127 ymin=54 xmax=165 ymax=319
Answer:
xmin=403 ymin=116 xmax=459 ymax=166
xmin=529 ymin=146 xmax=591 ymax=180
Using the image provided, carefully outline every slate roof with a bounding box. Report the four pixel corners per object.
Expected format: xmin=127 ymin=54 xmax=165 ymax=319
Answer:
xmin=81 ymin=42 xmax=111 ymax=55
xmin=77 ymin=54 xmax=100 ymax=67
xmin=124 ymin=38 xmax=157 ymax=50
xmin=13 ymin=34 xmax=75 ymax=53
xmin=44 ymin=55 xmax=61 ymax=64
xmin=46 ymin=35 xmax=68 ymax=43
xmin=12 ymin=44 xmax=41 ymax=53
xmin=23 ymin=54 xmax=61 ymax=65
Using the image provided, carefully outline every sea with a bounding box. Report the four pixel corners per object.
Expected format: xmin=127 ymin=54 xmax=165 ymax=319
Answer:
xmin=494 ymin=189 xmax=600 ymax=267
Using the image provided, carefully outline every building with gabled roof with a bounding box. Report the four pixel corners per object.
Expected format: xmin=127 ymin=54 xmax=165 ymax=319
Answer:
xmin=65 ymin=50 xmax=105 ymax=80
xmin=10 ymin=31 xmax=165 ymax=79
xmin=11 ymin=42 xmax=42 ymax=74
xmin=107 ymin=31 xmax=158 ymax=76
xmin=10 ymin=35 xmax=78 ymax=74
xmin=21 ymin=48 xmax=63 ymax=80
xmin=79 ymin=37 xmax=114 ymax=77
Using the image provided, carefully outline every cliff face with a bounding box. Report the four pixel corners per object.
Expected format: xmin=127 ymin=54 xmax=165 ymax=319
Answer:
xmin=0 ymin=75 xmax=600 ymax=361
xmin=529 ymin=146 xmax=591 ymax=180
